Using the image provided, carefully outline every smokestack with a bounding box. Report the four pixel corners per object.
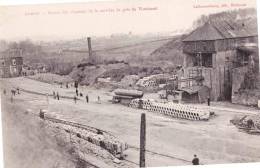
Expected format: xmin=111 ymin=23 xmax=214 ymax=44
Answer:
xmin=87 ymin=37 xmax=93 ymax=63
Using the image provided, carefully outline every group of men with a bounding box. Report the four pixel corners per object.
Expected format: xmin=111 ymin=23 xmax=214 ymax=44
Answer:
xmin=50 ymin=81 xmax=103 ymax=105
xmin=2 ymin=87 xmax=20 ymax=103
xmin=73 ymin=88 xmax=90 ymax=104
xmin=53 ymin=91 xmax=60 ymax=100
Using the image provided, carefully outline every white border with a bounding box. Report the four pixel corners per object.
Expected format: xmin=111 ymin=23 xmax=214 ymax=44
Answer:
xmin=0 ymin=1 xmax=259 ymax=168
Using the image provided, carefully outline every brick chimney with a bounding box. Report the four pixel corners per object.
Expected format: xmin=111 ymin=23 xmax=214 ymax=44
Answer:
xmin=87 ymin=37 xmax=94 ymax=63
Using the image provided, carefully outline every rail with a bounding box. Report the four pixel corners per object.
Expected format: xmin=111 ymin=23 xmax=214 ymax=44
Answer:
xmin=43 ymin=115 xmax=115 ymax=137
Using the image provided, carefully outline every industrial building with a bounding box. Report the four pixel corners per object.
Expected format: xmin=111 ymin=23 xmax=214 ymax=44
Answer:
xmin=0 ymin=49 xmax=23 ymax=78
xmin=178 ymin=17 xmax=258 ymax=102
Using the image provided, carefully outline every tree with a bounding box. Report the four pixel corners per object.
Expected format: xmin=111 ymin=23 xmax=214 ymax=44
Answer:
xmin=192 ymin=15 xmax=208 ymax=29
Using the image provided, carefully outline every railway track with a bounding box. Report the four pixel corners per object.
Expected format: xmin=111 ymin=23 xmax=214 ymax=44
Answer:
xmin=43 ymin=115 xmax=114 ymax=136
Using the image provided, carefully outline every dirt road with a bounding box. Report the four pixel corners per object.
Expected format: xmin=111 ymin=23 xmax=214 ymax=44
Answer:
xmin=1 ymin=77 xmax=260 ymax=167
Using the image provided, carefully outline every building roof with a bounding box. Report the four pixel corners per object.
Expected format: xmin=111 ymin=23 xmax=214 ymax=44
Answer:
xmin=183 ymin=18 xmax=258 ymax=42
xmin=0 ymin=49 xmax=23 ymax=59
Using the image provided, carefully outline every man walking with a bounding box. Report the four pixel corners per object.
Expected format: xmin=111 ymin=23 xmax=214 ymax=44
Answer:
xmin=97 ymin=96 xmax=101 ymax=104
xmin=53 ymin=91 xmax=56 ymax=99
xmin=57 ymin=92 xmax=60 ymax=100
xmin=192 ymin=154 xmax=199 ymax=165
xmin=86 ymin=94 xmax=89 ymax=103
xmin=76 ymin=89 xmax=79 ymax=97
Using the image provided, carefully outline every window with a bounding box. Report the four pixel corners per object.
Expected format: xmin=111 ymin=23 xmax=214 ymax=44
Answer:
xmin=201 ymin=53 xmax=213 ymax=67
xmin=237 ymin=50 xmax=250 ymax=67
xmin=193 ymin=53 xmax=213 ymax=68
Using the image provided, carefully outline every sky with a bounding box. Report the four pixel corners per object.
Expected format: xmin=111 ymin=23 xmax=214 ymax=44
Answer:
xmin=0 ymin=0 xmax=257 ymax=41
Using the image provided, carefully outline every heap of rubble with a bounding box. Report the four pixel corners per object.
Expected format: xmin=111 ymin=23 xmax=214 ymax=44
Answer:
xmin=230 ymin=114 xmax=260 ymax=134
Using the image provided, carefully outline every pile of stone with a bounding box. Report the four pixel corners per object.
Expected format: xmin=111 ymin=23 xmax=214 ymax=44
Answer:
xmin=241 ymin=115 xmax=260 ymax=130
xmin=136 ymin=76 xmax=157 ymax=87
xmin=119 ymin=75 xmax=140 ymax=87
xmin=231 ymin=114 xmax=260 ymax=134
xmin=136 ymin=74 xmax=171 ymax=88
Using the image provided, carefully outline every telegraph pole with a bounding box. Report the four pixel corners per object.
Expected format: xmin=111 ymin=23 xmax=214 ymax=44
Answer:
xmin=139 ymin=113 xmax=146 ymax=167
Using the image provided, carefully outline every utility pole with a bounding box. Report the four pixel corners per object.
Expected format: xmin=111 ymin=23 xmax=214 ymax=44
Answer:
xmin=140 ymin=113 xmax=146 ymax=168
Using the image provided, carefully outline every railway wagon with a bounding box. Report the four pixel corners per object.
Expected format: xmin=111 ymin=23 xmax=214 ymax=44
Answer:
xmin=113 ymin=89 xmax=143 ymax=97
xmin=112 ymin=89 xmax=143 ymax=104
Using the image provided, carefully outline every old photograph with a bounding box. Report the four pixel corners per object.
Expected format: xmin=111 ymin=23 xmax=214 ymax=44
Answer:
xmin=0 ymin=0 xmax=259 ymax=167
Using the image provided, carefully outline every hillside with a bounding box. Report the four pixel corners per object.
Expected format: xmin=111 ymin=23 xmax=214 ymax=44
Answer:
xmin=149 ymin=35 xmax=186 ymax=67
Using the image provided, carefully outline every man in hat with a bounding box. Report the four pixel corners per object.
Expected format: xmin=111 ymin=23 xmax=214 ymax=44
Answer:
xmin=192 ymin=154 xmax=199 ymax=165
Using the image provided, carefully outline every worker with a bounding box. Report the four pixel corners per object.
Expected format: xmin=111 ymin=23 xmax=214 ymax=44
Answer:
xmin=247 ymin=119 xmax=254 ymax=129
xmin=76 ymin=89 xmax=79 ymax=96
xmin=74 ymin=81 xmax=78 ymax=89
xmin=17 ymin=87 xmax=20 ymax=94
xmin=66 ymin=83 xmax=69 ymax=89
xmin=97 ymin=96 xmax=101 ymax=103
xmin=207 ymin=97 xmax=210 ymax=106
xmin=53 ymin=91 xmax=56 ymax=99
xmin=11 ymin=89 xmax=16 ymax=96
xmin=80 ymin=93 xmax=83 ymax=97
xmin=86 ymin=94 xmax=89 ymax=103
xmin=192 ymin=154 xmax=199 ymax=165
xmin=57 ymin=92 xmax=60 ymax=100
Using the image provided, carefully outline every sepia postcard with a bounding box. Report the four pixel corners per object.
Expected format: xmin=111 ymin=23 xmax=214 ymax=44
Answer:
xmin=0 ymin=0 xmax=259 ymax=167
